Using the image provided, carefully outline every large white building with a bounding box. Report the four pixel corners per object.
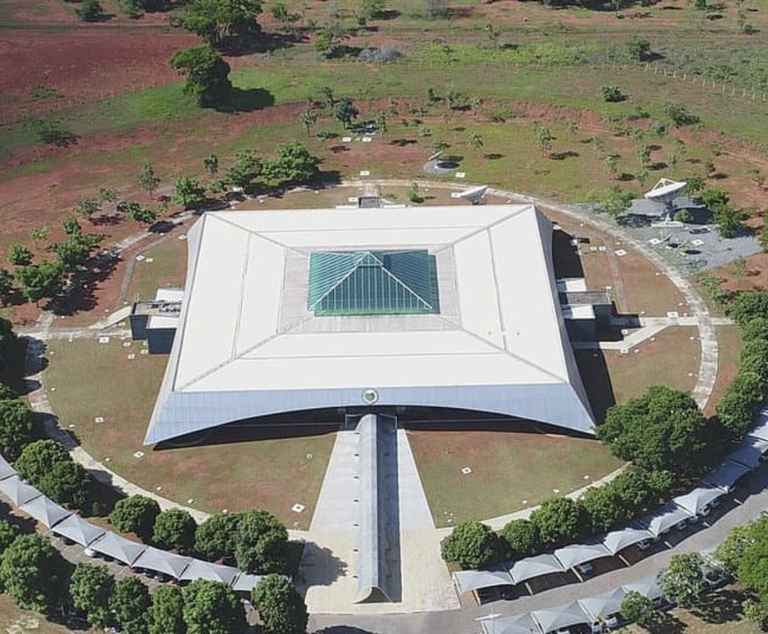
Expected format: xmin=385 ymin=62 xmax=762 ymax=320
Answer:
xmin=144 ymin=204 xmax=594 ymax=444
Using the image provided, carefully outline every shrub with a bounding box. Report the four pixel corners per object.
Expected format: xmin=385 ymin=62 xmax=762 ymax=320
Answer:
xmin=501 ymin=520 xmax=542 ymax=559
xmin=530 ymin=497 xmax=584 ymax=546
xmin=440 ymin=520 xmax=504 ymax=569
xmin=76 ymin=0 xmax=105 ymax=21
xmin=602 ymin=85 xmax=627 ymax=102
xmin=663 ymin=102 xmax=700 ymax=127
xmin=109 ymin=495 xmax=161 ymax=541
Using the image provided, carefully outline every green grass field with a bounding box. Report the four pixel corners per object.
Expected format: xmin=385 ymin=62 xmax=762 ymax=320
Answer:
xmin=43 ymin=338 xmax=335 ymax=529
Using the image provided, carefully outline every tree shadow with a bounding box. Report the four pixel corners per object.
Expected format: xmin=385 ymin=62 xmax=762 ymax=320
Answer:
xmin=390 ymin=138 xmax=417 ymax=147
xmin=216 ymin=87 xmax=275 ymax=113
xmin=550 ymin=150 xmax=579 ymax=160
xmin=50 ymin=250 xmax=120 ymax=317
xmin=484 ymin=153 xmax=504 ymax=160
xmin=219 ymin=31 xmax=297 ymax=57
xmin=296 ymin=542 xmax=348 ymax=588
xmin=646 ymin=612 xmax=687 ymax=634
xmin=691 ymin=588 xmax=746 ymax=624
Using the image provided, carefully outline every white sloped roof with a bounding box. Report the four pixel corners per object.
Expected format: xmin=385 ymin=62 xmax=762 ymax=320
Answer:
xmin=481 ymin=612 xmax=540 ymax=634
xmin=704 ymin=460 xmax=752 ymax=492
xmin=601 ymin=527 xmax=653 ymax=555
xmin=553 ymin=542 xmax=611 ymax=570
xmin=231 ymin=572 xmax=266 ymax=593
xmin=637 ymin=503 xmax=694 ymax=538
xmin=507 ymin=553 xmax=565 ymax=585
xmin=0 ymin=455 xmax=17 ymax=481
xmin=578 ymin=588 xmax=627 ymax=621
xmin=133 ymin=547 xmax=192 ymax=579
xmin=146 ymin=205 xmax=594 ymax=444
xmin=622 ymin=575 xmax=664 ymax=601
xmin=0 ymin=476 xmax=42 ymax=506
xmin=50 ymin=514 xmax=106 ymax=547
xmin=89 ymin=532 xmax=146 ymax=566
xmin=18 ymin=494 xmax=72 ymax=528
xmin=730 ymin=435 xmax=768 ymax=469
xmin=531 ymin=601 xmax=592 ymax=633
xmin=673 ymin=485 xmax=725 ymax=516
xmin=454 ymin=569 xmax=514 ymax=594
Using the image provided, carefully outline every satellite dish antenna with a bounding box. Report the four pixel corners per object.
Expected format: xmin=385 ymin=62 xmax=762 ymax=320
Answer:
xmin=451 ymin=185 xmax=488 ymax=205
xmin=644 ymin=178 xmax=687 ymax=222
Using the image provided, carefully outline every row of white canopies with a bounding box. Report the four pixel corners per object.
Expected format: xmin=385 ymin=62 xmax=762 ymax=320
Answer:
xmin=0 ymin=454 xmax=265 ymax=593
xmin=455 ymin=413 xmax=768 ymax=596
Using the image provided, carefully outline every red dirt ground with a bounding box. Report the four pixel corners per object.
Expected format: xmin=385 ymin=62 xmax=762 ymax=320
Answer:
xmin=0 ymin=28 xmax=199 ymax=122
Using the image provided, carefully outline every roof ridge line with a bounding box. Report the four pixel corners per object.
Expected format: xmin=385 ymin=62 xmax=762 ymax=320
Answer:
xmin=207 ymin=213 xmax=309 ymax=257
xmin=433 ymin=205 xmax=533 ymax=255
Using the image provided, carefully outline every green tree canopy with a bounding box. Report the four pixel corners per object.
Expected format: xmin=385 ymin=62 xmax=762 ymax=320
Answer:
xmin=110 ymin=495 xmax=161 ymax=542
xmin=529 ymin=497 xmax=584 ymax=546
xmin=148 ymin=584 xmax=185 ymax=634
xmin=15 ymin=260 xmax=65 ymax=305
xmin=137 ymin=163 xmax=161 ymax=198
xmin=332 ymin=97 xmax=359 ymax=128
xmin=0 ymin=267 xmax=14 ymax=304
xmin=111 ymin=576 xmax=151 ymax=634
xmin=0 ymin=533 xmax=71 ymax=614
xmin=659 ymin=552 xmax=707 ymax=608
xmin=252 ymin=573 xmax=308 ymax=634
xmin=500 ymin=519 xmax=541 ymax=560
xmin=440 ymin=520 xmax=503 ymax=569
xmin=171 ymin=46 xmax=232 ymax=107
xmin=226 ymin=150 xmax=261 ymax=189
xmin=262 ymin=142 xmax=320 ymax=185
xmin=743 ymin=317 xmax=768 ymax=342
xmin=51 ymin=232 xmax=102 ymax=273
xmin=580 ymin=482 xmax=631 ymax=533
xmin=15 ymin=439 xmax=70 ymax=483
xmin=195 ymin=512 xmax=241 ymax=561
xmin=40 ymin=459 xmax=92 ymax=508
xmin=183 ymin=0 xmax=263 ymax=46
xmin=620 ymin=590 xmax=655 ymax=626
xmin=182 ymin=580 xmax=247 ymax=634
xmin=8 ymin=244 xmax=33 ymax=267
xmin=0 ymin=519 xmax=20 ymax=559
xmin=717 ymin=522 xmax=756 ymax=574
xmin=729 ymin=291 xmax=768 ymax=326
xmin=0 ymin=399 xmax=40 ymax=461
xmin=153 ymin=508 xmax=197 ymax=554
xmin=172 ymin=175 xmax=208 ymax=209
xmin=597 ymin=385 xmax=708 ymax=475
xmin=235 ymin=510 xmax=290 ymax=574
xmin=70 ymin=563 xmax=116 ymax=628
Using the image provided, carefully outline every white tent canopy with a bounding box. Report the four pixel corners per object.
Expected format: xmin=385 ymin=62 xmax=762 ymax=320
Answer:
xmin=578 ymin=587 xmax=627 ymax=621
xmin=179 ymin=559 xmax=239 ymax=584
xmin=18 ymin=495 xmax=72 ymax=528
xmin=730 ymin=435 xmax=768 ymax=469
xmin=507 ymin=554 xmax=565 ymax=585
xmin=133 ymin=547 xmax=192 ymax=579
xmin=553 ymin=542 xmax=611 ymax=570
xmin=231 ymin=572 xmax=266 ymax=593
xmin=90 ymin=532 xmax=147 ymax=566
xmin=50 ymin=514 xmax=106 ymax=547
xmin=622 ymin=575 xmax=664 ymax=601
xmin=531 ymin=601 xmax=592 ymax=633
xmin=0 ymin=455 xmax=17 ymax=481
xmin=672 ymin=485 xmax=725 ymax=516
xmin=0 ymin=476 xmax=42 ymax=506
xmin=601 ymin=527 xmax=653 ymax=555
xmin=481 ymin=612 xmax=540 ymax=634
xmin=704 ymin=460 xmax=752 ymax=493
xmin=454 ymin=569 xmax=513 ymax=594
xmin=637 ymin=503 xmax=693 ymax=538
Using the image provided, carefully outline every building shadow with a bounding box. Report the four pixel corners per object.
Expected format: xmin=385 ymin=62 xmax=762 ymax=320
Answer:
xmin=574 ymin=349 xmax=615 ymax=423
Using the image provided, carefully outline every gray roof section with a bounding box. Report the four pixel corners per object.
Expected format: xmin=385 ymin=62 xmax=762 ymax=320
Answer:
xmin=622 ymin=575 xmax=664 ymax=601
xmin=18 ymin=495 xmax=72 ymax=528
xmin=50 ymin=514 xmax=106 ymax=547
xmin=0 ymin=476 xmax=42 ymax=506
xmin=553 ymin=542 xmax=611 ymax=570
xmin=179 ymin=559 xmax=239 ymax=584
xmin=703 ymin=460 xmax=752 ymax=493
xmin=749 ymin=411 xmax=768 ymax=440
xmin=673 ymin=485 xmax=726 ymax=516
xmin=636 ymin=503 xmax=694 ymax=538
xmin=0 ymin=455 xmax=17 ymax=481
xmin=133 ymin=547 xmax=192 ymax=579
xmin=454 ymin=569 xmax=513 ymax=594
xmin=481 ymin=612 xmax=540 ymax=634
xmin=507 ymin=554 xmax=565 ymax=585
xmin=531 ymin=601 xmax=592 ymax=633
xmin=730 ymin=435 xmax=768 ymax=469
xmin=578 ymin=587 xmax=627 ymax=621
xmin=231 ymin=573 xmax=266 ymax=593
xmin=601 ymin=527 xmax=653 ymax=555
xmin=89 ymin=532 xmax=147 ymax=566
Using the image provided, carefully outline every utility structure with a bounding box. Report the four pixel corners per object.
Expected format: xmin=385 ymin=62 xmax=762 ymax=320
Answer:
xmin=644 ymin=178 xmax=688 ymax=224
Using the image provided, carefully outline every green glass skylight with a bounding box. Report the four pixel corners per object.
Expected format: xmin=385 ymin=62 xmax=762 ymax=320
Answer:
xmin=307 ymin=250 xmax=439 ymax=316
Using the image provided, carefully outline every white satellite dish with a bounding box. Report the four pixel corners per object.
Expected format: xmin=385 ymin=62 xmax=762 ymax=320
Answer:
xmin=644 ymin=178 xmax=687 ymax=222
xmin=451 ymin=185 xmax=488 ymax=205
xmin=426 ymin=150 xmax=444 ymax=163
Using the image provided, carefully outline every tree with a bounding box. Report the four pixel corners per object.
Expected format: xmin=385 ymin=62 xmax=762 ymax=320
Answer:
xmin=77 ymin=0 xmax=105 ymax=21
xmin=332 ymin=97 xmax=359 ymax=129
xmin=271 ymin=1 xmax=300 ymax=31
xmin=501 ymin=519 xmax=541 ymax=560
xmin=298 ymin=108 xmax=319 ymax=137
xmin=110 ymin=495 xmax=161 ymax=541
xmin=70 ymin=563 xmax=115 ymax=628
xmin=729 ymin=291 xmax=768 ymax=326
xmin=170 ymin=46 xmax=232 ymax=108
xmin=717 ymin=522 xmax=755 ymax=574
xmin=596 ymin=385 xmax=708 ymax=475
xmin=226 ymin=150 xmax=261 ymax=189
xmin=0 ymin=399 xmax=40 ymax=460
xmin=15 ymin=439 xmax=70 ymax=483
xmin=580 ymin=483 xmax=630 ymax=533
xmin=29 ymin=227 xmax=50 ymax=248
xmin=713 ymin=206 xmax=746 ymax=239
xmin=621 ymin=590 xmax=655 ymax=626
xmin=743 ymin=317 xmax=768 ymax=342
xmin=8 ymin=244 xmax=32 ymax=267
xmin=51 ymin=232 xmax=102 ymax=273
xmin=252 ymin=573 xmax=308 ymax=634
xmin=183 ymin=0 xmax=263 ymax=47
xmin=195 ymin=512 xmax=241 ymax=561
xmin=604 ymin=154 xmax=620 ymax=179
xmin=138 ymin=163 xmax=161 ymax=198
xmin=0 ymin=268 xmax=14 ymax=304
xmin=663 ymin=102 xmax=700 ymax=127
xmin=40 ymin=459 xmax=92 ymax=508
xmin=148 ymin=584 xmax=185 ymax=634
xmin=172 ymin=175 xmax=207 ymax=209
xmin=111 ymin=576 xmax=151 ymax=634
xmin=235 ymin=510 xmax=289 ymax=574
xmin=182 ymin=580 xmax=246 ymax=634
xmin=530 ymin=497 xmax=584 ymax=546
xmin=122 ymin=201 xmax=159 ymax=225
xmin=659 ymin=553 xmax=706 ymax=607
xmin=62 ymin=216 xmax=82 ymax=236
xmin=626 ymin=36 xmax=652 ymax=61
xmin=467 ymin=133 xmax=484 ymax=150
xmin=76 ymin=197 xmax=101 ymax=220
xmin=741 ymin=339 xmax=768 ymax=380
xmin=0 ymin=533 xmax=71 ymax=614
xmin=153 ymin=509 xmax=197 ymax=554
xmin=736 ymin=518 xmax=768 ymax=613
xmin=602 ymin=85 xmax=626 ymax=102
xmin=533 ymin=124 xmax=553 ymax=156
xmin=262 ymin=142 xmax=320 ymax=185
xmin=440 ymin=520 xmax=503 ymax=569
xmin=204 ymin=154 xmax=219 ymax=177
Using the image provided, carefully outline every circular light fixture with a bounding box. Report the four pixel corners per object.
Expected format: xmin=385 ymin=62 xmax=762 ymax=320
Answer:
xmin=361 ymin=389 xmax=379 ymax=405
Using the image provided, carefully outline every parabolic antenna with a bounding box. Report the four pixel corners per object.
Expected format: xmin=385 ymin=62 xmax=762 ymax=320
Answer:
xmin=644 ymin=178 xmax=688 ymax=222
xmin=451 ymin=185 xmax=488 ymax=205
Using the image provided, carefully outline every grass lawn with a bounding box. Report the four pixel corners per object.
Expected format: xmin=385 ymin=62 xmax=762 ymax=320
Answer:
xmin=409 ymin=427 xmax=623 ymax=527
xmin=0 ymin=595 xmax=96 ymax=634
xmin=125 ymin=235 xmax=189 ymax=303
xmin=43 ymin=338 xmax=335 ymax=530
xmin=705 ymin=325 xmax=744 ymax=417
